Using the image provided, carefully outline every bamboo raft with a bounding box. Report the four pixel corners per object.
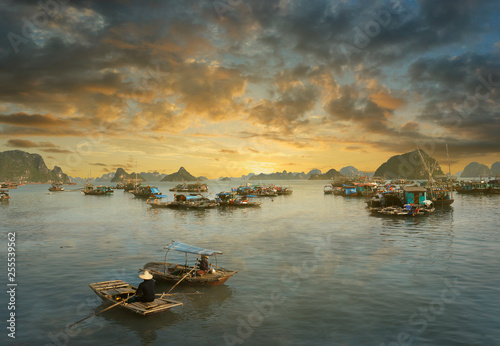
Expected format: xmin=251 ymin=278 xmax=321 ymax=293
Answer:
xmin=89 ymin=280 xmax=183 ymax=316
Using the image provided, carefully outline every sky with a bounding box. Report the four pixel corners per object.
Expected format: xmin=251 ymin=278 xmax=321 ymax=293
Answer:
xmin=0 ymin=0 xmax=499 ymax=178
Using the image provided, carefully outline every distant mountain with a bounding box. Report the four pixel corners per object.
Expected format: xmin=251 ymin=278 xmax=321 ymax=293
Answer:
xmin=490 ymin=162 xmax=500 ymax=175
xmin=454 ymin=171 xmax=463 ymax=177
xmin=340 ymin=166 xmax=359 ymax=176
xmin=95 ymin=172 xmax=115 ymax=182
xmin=308 ymin=168 xmax=343 ymax=180
xmin=373 ymin=150 xmax=444 ymax=179
xmin=0 ymin=150 xmax=70 ymax=183
xmin=161 ymin=167 xmax=199 ymax=182
xmin=140 ymin=171 xmax=166 ymax=181
xmin=249 ymin=170 xmax=306 ymax=180
xmin=219 ymin=177 xmax=231 ymax=181
xmin=68 ymin=176 xmax=87 ymax=184
xmin=110 ymin=168 xmax=145 ymax=182
xmin=461 ymin=162 xmax=491 ymax=177
xmin=240 ymin=173 xmax=256 ymax=180
xmin=306 ymin=169 xmax=321 ymax=177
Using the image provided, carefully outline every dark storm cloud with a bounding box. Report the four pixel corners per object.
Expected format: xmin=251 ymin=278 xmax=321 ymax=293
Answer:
xmin=0 ymin=113 xmax=64 ymax=127
xmin=5 ymin=138 xmax=58 ymax=148
xmin=325 ymin=84 xmax=399 ymax=137
xmin=39 ymin=148 xmax=72 ymax=154
xmin=0 ymin=0 xmax=498 ymax=159
xmin=6 ymin=139 xmax=39 ymax=148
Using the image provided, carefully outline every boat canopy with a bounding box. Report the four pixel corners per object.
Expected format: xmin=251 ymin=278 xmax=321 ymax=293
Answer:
xmin=164 ymin=241 xmax=223 ymax=256
xmin=403 ymin=186 xmax=427 ymax=192
xmin=150 ymin=187 xmax=161 ymax=194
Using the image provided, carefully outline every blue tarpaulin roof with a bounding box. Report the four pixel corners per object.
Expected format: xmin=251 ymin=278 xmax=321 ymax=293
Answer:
xmin=151 ymin=187 xmax=161 ymax=194
xmin=164 ymin=241 xmax=223 ymax=255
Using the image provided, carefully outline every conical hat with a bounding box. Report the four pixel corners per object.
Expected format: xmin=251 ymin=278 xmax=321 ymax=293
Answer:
xmin=139 ymin=270 xmax=153 ymax=280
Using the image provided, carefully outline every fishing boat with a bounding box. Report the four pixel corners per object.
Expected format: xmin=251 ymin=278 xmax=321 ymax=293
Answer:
xmin=456 ymin=181 xmax=499 ymax=195
xmin=216 ymin=192 xmax=261 ymax=207
xmin=428 ymin=187 xmax=454 ymax=206
xmin=113 ymin=182 xmax=125 ymax=189
xmin=275 ymin=186 xmax=293 ymax=195
xmin=142 ymin=241 xmax=237 ymax=286
xmin=0 ymin=182 xmax=19 ymax=189
xmin=148 ymin=194 xmax=217 ymax=209
xmin=132 ymin=186 xmax=164 ymax=199
xmin=0 ymin=189 xmax=9 ymax=201
xmin=323 ymin=184 xmax=335 ymax=195
xmin=232 ymin=184 xmax=255 ymax=196
xmin=418 ymin=146 xmax=454 ymax=206
xmin=169 ymin=183 xmax=209 ymax=193
xmin=123 ymin=179 xmax=142 ymax=192
xmin=253 ymin=185 xmax=278 ymax=197
xmin=367 ymin=187 xmax=435 ymax=216
xmin=84 ymin=185 xmax=114 ymax=195
xmin=48 ymin=183 xmax=64 ymax=192
xmin=341 ymin=185 xmax=358 ymax=197
xmin=89 ymin=280 xmax=182 ymax=316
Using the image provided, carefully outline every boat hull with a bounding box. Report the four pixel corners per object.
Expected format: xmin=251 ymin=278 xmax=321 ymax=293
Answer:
xmin=143 ymin=262 xmax=237 ymax=286
xmin=432 ymin=199 xmax=454 ymax=206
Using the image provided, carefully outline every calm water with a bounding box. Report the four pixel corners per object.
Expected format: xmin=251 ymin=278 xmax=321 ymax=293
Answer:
xmin=1 ymin=181 xmax=499 ymax=345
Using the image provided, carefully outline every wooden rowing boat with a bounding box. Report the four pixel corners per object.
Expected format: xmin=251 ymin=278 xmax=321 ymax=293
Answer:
xmin=143 ymin=262 xmax=237 ymax=286
xmin=89 ymin=279 xmax=183 ymax=316
xmin=142 ymin=241 xmax=237 ymax=286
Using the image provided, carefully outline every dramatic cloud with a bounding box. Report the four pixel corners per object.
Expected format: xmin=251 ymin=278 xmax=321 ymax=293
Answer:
xmin=6 ymin=139 xmax=40 ymax=148
xmin=0 ymin=0 xmax=498 ymax=176
xmin=6 ymin=138 xmax=59 ymax=149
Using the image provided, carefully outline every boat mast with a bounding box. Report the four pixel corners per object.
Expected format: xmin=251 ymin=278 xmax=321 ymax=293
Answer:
xmin=446 ymin=144 xmax=453 ymax=199
xmin=416 ymin=148 xmax=434 ymax=198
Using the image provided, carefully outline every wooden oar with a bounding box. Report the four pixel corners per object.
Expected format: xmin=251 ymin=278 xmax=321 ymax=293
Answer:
xmin=156 ymin=292 xmax=202 ymax=296
xmin=68 ymin=295 xmax=135 ymax=327
xmin=166 ymin=266 xmax=197 ymax=294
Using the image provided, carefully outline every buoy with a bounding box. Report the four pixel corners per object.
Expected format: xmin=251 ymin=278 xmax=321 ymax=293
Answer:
xmin=154 ymin=199 xmax=159 ymax=204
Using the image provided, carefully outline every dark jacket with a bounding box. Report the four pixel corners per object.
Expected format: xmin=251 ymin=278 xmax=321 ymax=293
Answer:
xmin=199 ymin=258 xmax=209 ymax=271
xmin=136 ymin=279 xmax=155 ymax=302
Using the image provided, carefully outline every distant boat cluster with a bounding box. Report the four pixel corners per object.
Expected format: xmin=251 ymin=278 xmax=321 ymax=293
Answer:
xmin=45 ymin=178 xmax=294 ymax=210
xmin=324 ymin=175 xmax=500 ymax=217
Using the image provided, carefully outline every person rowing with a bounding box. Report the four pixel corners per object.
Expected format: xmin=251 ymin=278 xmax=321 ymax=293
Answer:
xmin=129 ymin=270 xmax=155 ymax=303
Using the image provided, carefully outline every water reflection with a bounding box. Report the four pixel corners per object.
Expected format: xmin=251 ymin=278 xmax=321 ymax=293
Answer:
xmin=375 ymin=206 xmax=455 ymax=271
xmin=95 ymin=284 xmax=233 ymax=345
xmin=99 ymin=305 xmax=183 ymax=346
